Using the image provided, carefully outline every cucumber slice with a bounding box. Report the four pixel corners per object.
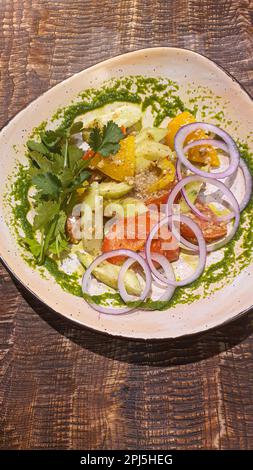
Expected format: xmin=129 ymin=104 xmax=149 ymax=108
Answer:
xmin=99 ymin=181 xmax=133 ymax=199
xmin=180 ymin=181 xmax=203 ymax=213
xmin=135 ymin=127 xmax=168 ymax=146
xmin=136 ymin=140 xmax=171 ymax=161
xmin=77 ymin=252 xmax=141 ymax=296
xmin=77 ymin=102 xmax=142 ymax=130
xmin=81 ymin=182 xmax=102 ymax=255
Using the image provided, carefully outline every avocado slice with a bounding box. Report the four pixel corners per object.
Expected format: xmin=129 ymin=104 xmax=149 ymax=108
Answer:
xmin=77 ymin=252 xmax=141 ymax=296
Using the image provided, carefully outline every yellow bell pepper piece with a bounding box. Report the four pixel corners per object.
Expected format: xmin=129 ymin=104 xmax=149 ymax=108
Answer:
xmin=90 ymin=136 xmax=135 ymax=182
xmin=147 ymin=158 xmax=175 ymax=193
xmin=166 ymin=111 xmax=219 ymax=167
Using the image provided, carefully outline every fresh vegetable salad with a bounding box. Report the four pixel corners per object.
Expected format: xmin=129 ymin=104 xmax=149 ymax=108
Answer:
xmin=9 ymin=76 xmax=253 ymax=313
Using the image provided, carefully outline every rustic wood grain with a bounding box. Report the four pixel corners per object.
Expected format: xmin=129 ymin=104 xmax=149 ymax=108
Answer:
xmin=0 ymin=0 xmax=253 ymax=450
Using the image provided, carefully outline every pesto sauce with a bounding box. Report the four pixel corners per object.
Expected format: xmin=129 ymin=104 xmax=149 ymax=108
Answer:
xmin=8 ymin=76 xmax=253 ymax=309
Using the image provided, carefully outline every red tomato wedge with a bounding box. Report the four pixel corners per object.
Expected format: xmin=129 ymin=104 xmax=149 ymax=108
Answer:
xmin=181 ymin=202 xmax=227 ymax=243
xmin=102 ymin=211 xmax=180 ymax=265
xmin=82 ymin=149 xmax=95 ymax=160
xmin=146 ymin=191 xmax=170 ymax=208
xmin=145 ymin=183 xmax=179 ymax=211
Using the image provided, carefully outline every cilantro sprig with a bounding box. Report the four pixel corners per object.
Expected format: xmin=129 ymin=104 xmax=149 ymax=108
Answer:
xmin=25 ymin=121 xmax=91 ymax=264
xmin=88 ymin=120 xmax=124 ymax=156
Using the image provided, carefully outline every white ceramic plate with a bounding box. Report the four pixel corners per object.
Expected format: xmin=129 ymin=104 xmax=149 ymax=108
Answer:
xmin=0 ymin=47 xmax=253 ymax=339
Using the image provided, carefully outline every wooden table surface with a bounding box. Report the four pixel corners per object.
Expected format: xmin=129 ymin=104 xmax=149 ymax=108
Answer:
xmin=1 ymin=0 xmax=253 ymax=450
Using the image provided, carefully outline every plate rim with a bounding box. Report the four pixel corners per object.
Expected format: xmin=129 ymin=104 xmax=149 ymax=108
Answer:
xmin=0 ymin=46 xmax=253 ymax=340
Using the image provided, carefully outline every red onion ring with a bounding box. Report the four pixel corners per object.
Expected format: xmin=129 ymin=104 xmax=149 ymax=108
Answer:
xmin=149 ymin=253 xmax=176 ymax=302
xmin=177 ymin=155 xmax=251 ymax=218
xmin=145 ymin=214 xmax=206 ymax=287
xmin=238 ymin=158 xmax=253 ymax=211
xmin=166 ymin=176 xmax=240 ymax=252
xmin=177 ymin=139 xmax=229 ymax=221
xmin=174 ymin=122 xmax=240 ymax=179
xmin=139 ymin=252 xmax=176 ymax=302
xmin=82 ymin=249 xmax=151 ymax=314
xmin=184 ymin=138 xmax=229 ymax=155
xmin=117 ymin=253 xmax=152 ymax=303
xmin=169 ymin=173 xmax=239 ymax=223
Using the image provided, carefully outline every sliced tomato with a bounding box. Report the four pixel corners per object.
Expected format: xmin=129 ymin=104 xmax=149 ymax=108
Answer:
xmin=102 ymin=211 xmax=180 ymax=265
xmin=181 ymin=202 xmax=227 ymax=243
xmin=145 ymin=183 xmax=180 ymax=211
xmin=146 ymin=191 xmax=170 ymax=208
xmin=82 ymin=149 xmax=95 ymax=160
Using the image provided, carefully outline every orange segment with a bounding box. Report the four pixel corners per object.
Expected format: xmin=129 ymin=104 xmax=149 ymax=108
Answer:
xmin=90 ymin=135 xmax=135 ymax=182
xmin=166 ymin=112 xmax=220 ymax=167
xmin=186 ymin=128 xmax=220 ymax=167
xmin=166 ymin=111 xmax=195 ymax=150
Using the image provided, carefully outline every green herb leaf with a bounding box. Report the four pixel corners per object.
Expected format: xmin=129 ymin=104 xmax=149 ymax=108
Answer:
xmin=58 ymin=168 xmax=74 ymax=188
xmin=32 ymin=172 xmax=62 ymax=199
xmin=41 ymin=130 xmax=63 ymax=150
xmin=69 ymin=121 xmax=83 ymax=135
xmin=48 ymin=210 xmax=68 ymax=258
xmin=27 ymin=140 xmax=50 ymax=156
xmin=26 ymin=119 xmax=92 ymax=264
xmin=34 ymin=201 xmax=60 ymax=229
xmin=65 ymin=170 xmax=91 ymax=193
xmin=55 ymin=210 xmax=67 ymax=236
xmin=89 ymin=126 xmax=102 ymax=152
xmin=67 ymin=145 xmax=84 ymax=169
xmin=49 ymin=236 xmax=69 ymax=257
xmin=28 ymin=150 xmax=53 ymax=172
xmin=21 ymin=237 xmax=41 ymax=258
xmin=89 ymin=120 xmax=124 ymax=156
xmin=28 ymin=149 xmax=64 ymax=173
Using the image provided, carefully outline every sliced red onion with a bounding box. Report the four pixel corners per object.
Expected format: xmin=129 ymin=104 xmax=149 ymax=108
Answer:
xmin=177 ymin=138 xmax=229 ymax=218
xmin=174 ymin=122 xmax=240 ymax=179
xmin=82 ymin=249 xmax=151 ymax=314
xmin=139 ymin=251 xmax=176 ymax=302
xmin=149 ymin=252 xmax=176 ymax=302
xmin=168 ymin=173 xmax=240 ymax=223
xmin=82 ymin=300 xmax=133 ymax=315
xmin=118 ymin=252 xmax=152 ymax=303
xmin=184 ymin=138 xmax=228 ymax=155
xmin=145 ymin=214 xmax=206 ymax=287
xmin=166 ymin=175 xmax=240 ymax=253
xmin=238 ymin=158 xmax=252 ymax=211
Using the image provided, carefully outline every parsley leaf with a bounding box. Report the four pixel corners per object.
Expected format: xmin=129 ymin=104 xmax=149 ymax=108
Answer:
xmin=25 ymin=119 xmax=93 ymax=264
xmin=28 ymin=151 xmax=53 ymax=172
xmin=34 ymin=201 xmax=60 ymax=229
xmin=32 ymin=172 xmax=62 ymax=199
xmin=41 ymin=129 xmax=64 ymax=150
xmin=88 ymin=120 xmax=124 ymax=156
xmin=67 ymin=145 xmax=84 ymax=169
xmin=69 ymin=121 xmax=83 ymax=135
xmin=21 ymin=237 xmax=41 ymax=258
xmin=49 ymin=211 xmax=69 ymax=257
xmin=65 ymin=170 xmax=91 ymax=193
xmin=27 ymin=140 xmax=50 ymax=156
